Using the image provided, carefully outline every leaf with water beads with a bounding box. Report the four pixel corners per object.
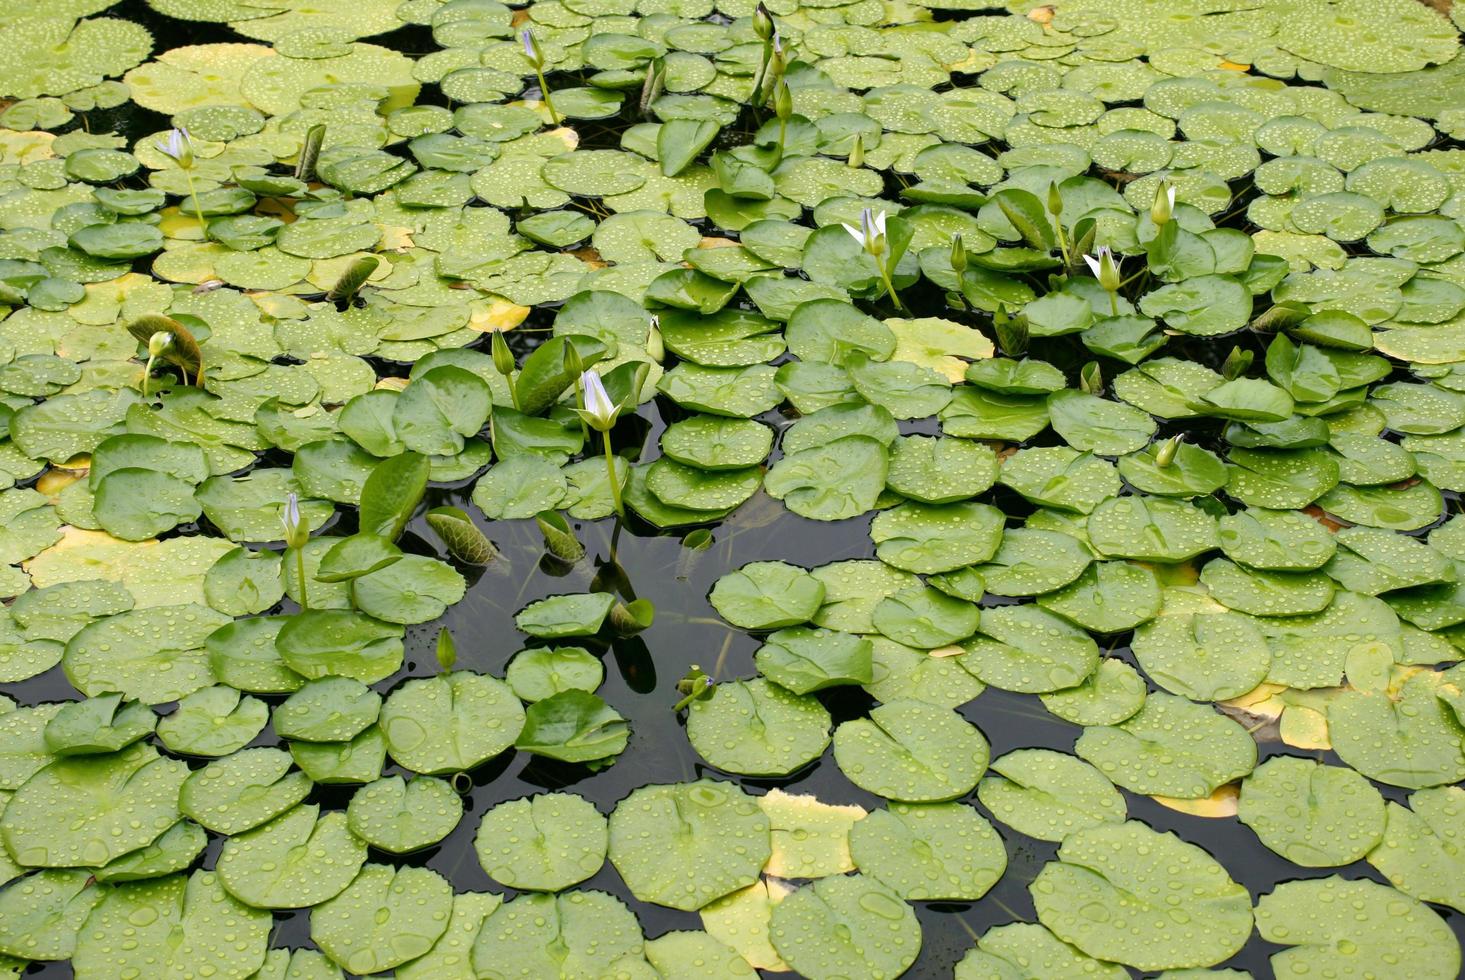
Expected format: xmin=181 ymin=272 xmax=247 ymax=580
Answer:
xmin=178 ymin=747 xmax=311 ymax=835
xmin=156 ymin=684 xmax=268 ymax=757
xmin=768 ymin=873 xmax=921 ymax=980
xmin=975 ymin=527 xmax=1093 ymax=597
xmin=757 ymin=789 xmax=864 ymax=879
xmin=645 ymin=931 xmax=756 ymax=979
xmin=347 ymin=775 xmax=462 ymax=854
xmin=834 ymin=699 xmax=989 ymax=803
xmin=310 ymin=864 xmax=453 ymax=975
xmin=978 ymin=748 xmax=1126 ymax=843
xmin=1130 ymin=600 xmax=1271 ymax=702
xmin=94 ymin=819 xmax=206 ymax=883
xmin=1031 ymin=821 xmax=1253 ymax=972
xmin=609 ymin=779 xmax=770 ymax=911
xmin=849 ymin=802 xmax=1006 ymax=901
xmin=474 ymin=792 xmax=607 ymax=891
xmin=688 ymin=677 xmax=831 ymax=776
xmin=272 ymin=676 xmax=380 ymax=742
xmin=1040 ymin=658 xmax=1148 ymax=727
xmin=1237 ymin=755 xmax=1385 ymax=867
xmin=62 ymin=603 xmax=232 ymax=704
xmin=1367 ymin=786 xmax=1465 ymax=912
xmin=869 ymin=500 xmax=1005 ymax=574
xmin=1329 ymin=671 xmax=1465 ymax=789
xmin=398 ymin=891 xmax=503 ymax=980
xmin=216 ymin=804 xmax=366 ymax=909
xmin=380 ymin=671 xmax=524 ymax=774
xmin=1037 ymin=560 xmax=1162 ymax=633
xmin=954 ymin=922 xmax=1127 ymax=980
xmin=709 ymin=561 xmax=825 ymax=630
xmin=755 ymin=627 xmax=874 ymax=694
xmin=470 ymin=890 xmax=645 ymax=978
xmin=960 ymin=604 xmax=1099 ymax=694
xmin=1 ymin=742 xmax=185 ymax=868
xmin=1255 ymin=877 xmax=1460 ymax=979
xmin=289 ymin=724 xmax=387 ymax=785
xmin=0 ymin=869 xmax=101 ymax=960
xmin=71 ymin=871 xmax=271 ymax=980
xmin=1075 ymin=692 xmax=1257 ymax=799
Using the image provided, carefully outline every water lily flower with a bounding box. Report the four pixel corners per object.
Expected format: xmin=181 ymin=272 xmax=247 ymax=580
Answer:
xmin=281 ymin=492 xmax=309 ymax=549
xmin=581 ymin=370 xmax=619 ymax=433
xmin=842 ymin=208 xmax=887 ymax=256
xmin=1152 ymin=180 xmax=1176 ymax=226
xmin=520 ymin=28 xmax=560 ymax=125
xmin=520 ymin=29 xmax=543 ymax=67
xmin=156 ymin=128 xmax=194 ymax=169
xmin=579 ymin=370 xmax=626 ymax=518
xmin=1085 ymin=246 xmax=1123 ymax=315
xmin=281 ymin=492 xmax=310 ymax=608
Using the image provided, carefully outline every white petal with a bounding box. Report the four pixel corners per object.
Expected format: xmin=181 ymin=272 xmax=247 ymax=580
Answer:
xmin=1083 ymin=254 xmax=1102 ymax=277
xmin=842 ymin=223 xmax=865 ymax=246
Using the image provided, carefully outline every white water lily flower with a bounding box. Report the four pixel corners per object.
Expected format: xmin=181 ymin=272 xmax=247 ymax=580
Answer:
xmin=842 ymin=208 xmax=887 ymax=254
xmin=581 ymin=370 xmax=618 ymax=431
xmin=280 ymin=492 xmax=308 ymax=548
xmin=155 ymin=127 xmax=193 ymax=168
xmin=1084 ymin=246 xmax=1121 ymax=292
xmin=521 ymin=28 xmax=543 ymax=67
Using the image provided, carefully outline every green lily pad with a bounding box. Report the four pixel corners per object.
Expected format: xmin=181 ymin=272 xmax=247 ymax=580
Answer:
xmin=179 ymin=747 xmax=311 ymax=835
xmin=471 ymin=890 xmax=644 ymax=978
xmin=474 ymin=792 xmax=607 ymax=891
xmin=347 ymin=775 xmax=462 ymax=854
xmin=978 ymin=748 xmax=1126 ymax=843
xmin=1238 ymin=755 xmax=1385 ymax=867
xmin=687 ymin=677 xmax=831 ymax=776
xmin=608 ymin=779 xmax=769 ymax=911
xmin=72 ymin=872 xmax=270 ymax=980
xmin=1 ymin=743 xmax=185 ymax=868
xmin=380 ymin=671 xmax=524 ymax=774
xmin=310 ymin=864 xmax=454 ymax=975
xmin=1076 ymin=693 xmax=1257 ymax=799
xmin=1032 ymin=821 xmax=1253 ymax=971
xmin=1255 ymin=877 xmax=1459 ymax=980
xmin=768 ymin=874 xmax=920 ymax=980
xmin=216 ymin=804 xmax=367 ymax=909
xmin=833 ymin=699 xmax=989 ymax=803
xmin=849 ymin=802 xmax=1006 ymax=901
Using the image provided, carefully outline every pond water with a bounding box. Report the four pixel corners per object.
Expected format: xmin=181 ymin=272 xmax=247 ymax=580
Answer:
xmin=4 ymin=0 xmax=1465 ymax=977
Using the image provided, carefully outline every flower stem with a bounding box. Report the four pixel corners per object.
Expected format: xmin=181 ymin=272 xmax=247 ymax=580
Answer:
xmin=602 ymin=429 xmax=624 ymax=519
xmin=182 ymin=170 xmax=207 ymax=233
xmin=294 ymin=547 xmax=309 ymax=610
xmin=879 ymin=262 xmax=905 ymax=312
xmin=536 ymin=69 xmax=561 ymax=125
xmin=142 ymin=353 xmax=156 ymax=398
xmin=1108 ymin=289 xmax=1119 ymax=317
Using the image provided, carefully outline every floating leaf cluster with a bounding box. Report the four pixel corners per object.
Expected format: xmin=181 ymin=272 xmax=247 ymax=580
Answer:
xmin=1 ymin=0 xmax=1465 ymax=976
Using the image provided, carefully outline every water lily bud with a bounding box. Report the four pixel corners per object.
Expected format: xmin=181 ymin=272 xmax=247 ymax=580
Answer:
xmin=562 ymin=340 xmax=584 ymax=378
xmin=1152 ymin=180 xmax=1176 ymax=227
xmin=580 ymin=369 xmax=619 ymax=432
xmin=520 ymin=28 xmax=544 ymax=69
xmin=847 ymin=138 xmax=863 ymax=168
xmin=1155 ymin=434 xmax=1182 ymax=468
xmin=646 ymin=314 xmax=665 ymax=362
xmin=280 ymin=492 xmax=309 ymax=550
xmin=491 ymin=330 xmax=515 ymax=378
xmin=1080 ymin=361 xmax=1102 ymax=394
xmin=950 ymin=235 xmax=967 ymax=276
xmin=147 ymin=331 xmax=174 ymax=358
xmin=1222 ymin=345 xmax=1253 ymax=380
xmin=773 ymin=79 xmax=793 ymax=121
xmin=752 ymin=3 xmax=774 ymax=41
xmin=1047 ymin=181 xmax=1063 ymax=217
